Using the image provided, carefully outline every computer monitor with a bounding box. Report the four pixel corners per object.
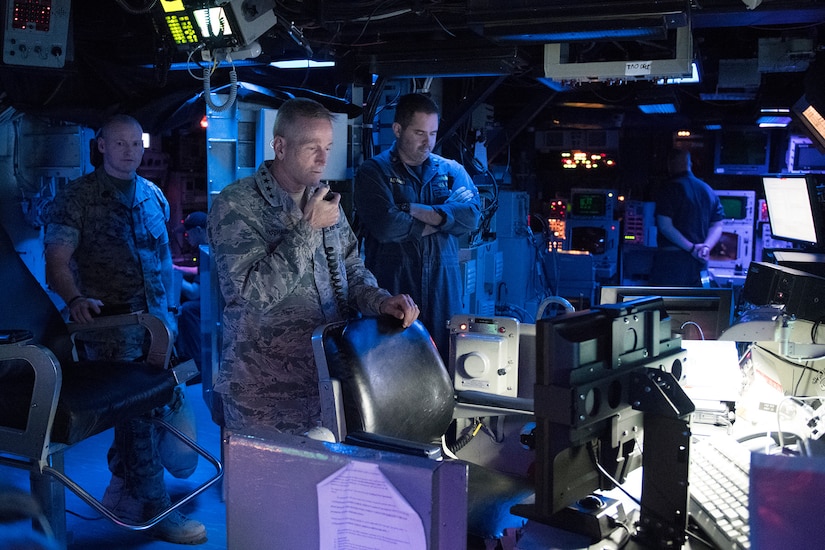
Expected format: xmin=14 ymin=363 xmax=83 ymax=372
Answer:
xmin=157 ymin=0 xmax=276 ymax=52
xmin=713 ymin=127 xmax=771 ymax=175
xmin=513 ymin=297 xmax=691 ymax=547
xmin=792 ymin=94 xmax=825 ymax=154
xmin=708 ymin=190 xmax=755 ymax=271
xmin=599 ymin=286 xmax=734 ymax=340
xmin=762 ymin=175 xmax=825 ymax=250
xmin=787 ymin=135 xmax=825 ymax=173
xmin=568 ymin=188 xmax=616 ymax=219
xmin=716 ymin=190 xmax=755 ymax=223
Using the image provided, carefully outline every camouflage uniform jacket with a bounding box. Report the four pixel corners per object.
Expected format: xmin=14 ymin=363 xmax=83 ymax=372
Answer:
xmin=44 ymin=167 xmax=175 ymax=356
xmin=208 ymin=162 xmax=391 ymax=427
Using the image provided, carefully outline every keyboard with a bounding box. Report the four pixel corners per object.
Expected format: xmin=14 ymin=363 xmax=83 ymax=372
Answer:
xmin=689 ymin=435 xmax=752 ymax=550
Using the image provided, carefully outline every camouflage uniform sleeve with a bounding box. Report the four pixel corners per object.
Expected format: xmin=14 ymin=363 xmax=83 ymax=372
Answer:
xmin=44 ymin=176 xmax=88 ymax=247
xmin=209 ymin=186 xmax=322 ymax=314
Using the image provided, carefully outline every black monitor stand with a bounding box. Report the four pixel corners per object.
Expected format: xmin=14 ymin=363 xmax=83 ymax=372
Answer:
xmin=513 ymin=367 xmax=694 ymax=549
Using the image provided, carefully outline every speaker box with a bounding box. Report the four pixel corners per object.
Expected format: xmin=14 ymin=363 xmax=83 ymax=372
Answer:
xmin=744 ymin=262 xmax=825 ymax=322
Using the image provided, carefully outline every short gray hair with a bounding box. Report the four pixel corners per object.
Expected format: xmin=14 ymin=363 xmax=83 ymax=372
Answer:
xmin=273 ymin=98 xmax=334 ymax=139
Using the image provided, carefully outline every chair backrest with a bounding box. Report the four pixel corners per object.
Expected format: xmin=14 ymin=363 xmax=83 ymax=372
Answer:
xmin=317 ymin=317 xmax=455 ymax=444
xmin=0 ymin=225 xmax=73 ymax=363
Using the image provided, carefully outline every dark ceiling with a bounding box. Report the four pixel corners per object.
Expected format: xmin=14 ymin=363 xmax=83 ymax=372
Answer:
xmin=1 ymin=0 xmax=824 ymax=140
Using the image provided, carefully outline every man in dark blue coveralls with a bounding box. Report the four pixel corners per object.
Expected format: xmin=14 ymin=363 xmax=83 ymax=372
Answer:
xmin=354 ymin=93 xmax=481 ymax=360
xmin=652 ymin=149 xmax=725 ymax=287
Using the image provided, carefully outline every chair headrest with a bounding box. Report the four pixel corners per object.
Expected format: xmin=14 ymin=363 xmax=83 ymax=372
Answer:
xmin=323 ymin=317 xmax=455 ymax=444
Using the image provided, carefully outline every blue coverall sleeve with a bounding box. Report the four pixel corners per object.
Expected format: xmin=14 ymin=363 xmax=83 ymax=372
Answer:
xmin=433 ymin=160 xmax=482 ymax=237
xmin=353 ymin=160 xmax=427 ymax=243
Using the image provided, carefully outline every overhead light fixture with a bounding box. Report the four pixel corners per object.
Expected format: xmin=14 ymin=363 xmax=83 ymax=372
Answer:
xmin=637 ymin=88 xmax=679 ymax=114
xmin=361 ymin=46 xmax=527 ymax=77
xmin=537 ymin=77 xmax=571 ymax=92
xmin=557 ymin=101 xmax=613 ymax=109
xmin=270 ymin=59 xmax=335 ymax=69
xmin=757 ymin=116 xmax=791 ymax=127
xmin=523 ymin=26 xmax=665 ymax=42
xmin=757 ymin=107 xmax=791 ymax=127
xmin=638 ymin=103 xmax=677 ymax=114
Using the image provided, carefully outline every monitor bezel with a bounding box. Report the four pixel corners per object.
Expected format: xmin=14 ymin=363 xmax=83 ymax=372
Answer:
xmin=792 ymin=95 xmax=825 ymax=154
xmin=762 ymin=174 xmax=825 ymax=249
xmin=598 ymin=286 xmax=735 ymax=340
xmin=713 ymin=126 xmax=772 ymax=176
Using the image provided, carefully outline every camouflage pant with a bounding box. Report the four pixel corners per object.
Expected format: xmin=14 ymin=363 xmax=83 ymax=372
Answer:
xmin=107 ymin=385 xmax=198 ymax=483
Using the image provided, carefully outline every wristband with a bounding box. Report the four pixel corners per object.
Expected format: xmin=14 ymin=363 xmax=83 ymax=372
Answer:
xmin=434 ymin=207 xmax=447 ymax=227
xmin=67 ymin=295 xmax=86 ymax=307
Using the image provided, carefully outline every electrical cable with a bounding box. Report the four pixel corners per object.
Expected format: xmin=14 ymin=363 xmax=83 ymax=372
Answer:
xmin=680 ymin=320 xmax=705 ymax=340
xmin=113 ymin=0 xmax=158 ymax=15
xmin=447 ymin=419 xmax=483 ymax=454
xmin=322 ymin=228 xmax=355 ymax=319
xmin=203 ymin=60 xmax=238 ymax=112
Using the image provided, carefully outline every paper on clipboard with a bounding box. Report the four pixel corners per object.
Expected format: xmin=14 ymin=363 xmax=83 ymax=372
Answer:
xmin=317 ymin=461 xmax=426 ymax=549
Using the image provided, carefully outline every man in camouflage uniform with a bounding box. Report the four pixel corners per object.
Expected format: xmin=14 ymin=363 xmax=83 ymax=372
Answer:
xmin=44 ymin=114 xmax=206 ymax=545
xmin=209 ymin=98 xmax=420 ymax=434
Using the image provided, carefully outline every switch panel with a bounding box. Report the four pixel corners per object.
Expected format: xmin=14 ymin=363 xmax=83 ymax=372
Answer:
xmin=4 ymin=0 xmax=71 ymax=68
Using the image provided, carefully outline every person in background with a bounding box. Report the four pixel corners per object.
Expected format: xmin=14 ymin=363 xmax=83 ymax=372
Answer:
xmin=44 ymin=114 xmax=206 ymax=545
xmin=174 ymin=211 xmax=208 ymax=375
xmin=651 ymin=149 xmax=725 ymax=287
xmin=353 ymin=93 xmax=481 ymax=361
xmin=208 ymin=97 xmax=420 ymax=435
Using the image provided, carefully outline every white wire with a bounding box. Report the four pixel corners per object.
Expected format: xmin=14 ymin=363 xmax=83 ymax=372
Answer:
xmin=775 ymin=395 xmax=816 ymax=456
xmin=680 ymin=320 xmax=705 ymax=340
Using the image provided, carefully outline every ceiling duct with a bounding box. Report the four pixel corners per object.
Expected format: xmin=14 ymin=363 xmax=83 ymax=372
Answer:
xmin=359 ymin=45 xmax=530 ymax=78
xmin=467 ymin=0 xmax=688 ymax=42
xmin=543 ymin=26 xmax=693 ymax=84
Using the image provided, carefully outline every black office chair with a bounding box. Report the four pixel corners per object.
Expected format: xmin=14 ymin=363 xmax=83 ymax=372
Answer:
xmin=312 ymin=316 xmax=534 ymax=542
xmin=0 ymin=225 xmax=222 ymax=546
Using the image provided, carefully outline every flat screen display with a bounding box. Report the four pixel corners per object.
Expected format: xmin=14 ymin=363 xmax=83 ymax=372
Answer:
xmin=570 ymin=226 xmax=606 ymax=254
xmin=719 ymin=196 xmax=747 ymax=220
xmin=714 ymin=129 xmax=771 ymax=175
xmin=599 ymin=286 xmax=735 ymax=340
xmin=571 ymin=193 xmax=606 ymax=217
xmin=710 ymin=231 xmax=740 ymax=263
xmin=794 ymin=143 xmax=825 ymax=171
xmin=192 ymin=7 xmax=234 ymax=41
xmin=763 ymin=176 xmax=821 ymax=246
xmin=793 ymin=95 xmax=825 ymax=153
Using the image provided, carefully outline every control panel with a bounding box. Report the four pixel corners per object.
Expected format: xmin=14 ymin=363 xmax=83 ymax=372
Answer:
xmin=4 ymin=0 xmax=71 ymax=68
xmin=448 ymin=315 xmax=520 ymax=398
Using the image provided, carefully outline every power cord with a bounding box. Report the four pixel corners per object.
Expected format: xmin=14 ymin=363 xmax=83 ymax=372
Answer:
xmin=203 ymin=60 xmax=238 ymax=112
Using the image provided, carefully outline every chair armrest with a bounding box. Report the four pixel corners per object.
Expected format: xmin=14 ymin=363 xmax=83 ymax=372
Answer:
xmin=0 ymin=341 xmax=61 ymax=464
xmin=344 ymin=430 xmax=443 ymax=460
xmin=67 ymin=312 xmax=172 ymax=368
